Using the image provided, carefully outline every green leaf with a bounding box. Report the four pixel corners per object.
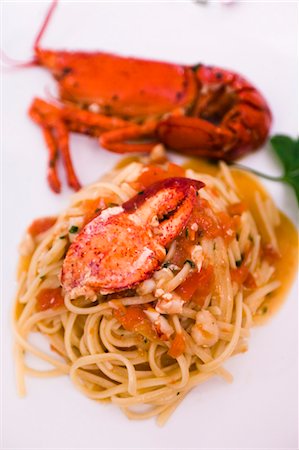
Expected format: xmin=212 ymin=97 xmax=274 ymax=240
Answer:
xmin=233 ymin=135 xmax=299 ymax=206
xmin=285 ymin=174 xmax=299 ymax=204
xmin=270 ymin=135 xmax=299 ymax=205
xmin=270 ymin=135 xmax=299 ymax=174
xmin=69 ymin=225 xmax=79 ymax=234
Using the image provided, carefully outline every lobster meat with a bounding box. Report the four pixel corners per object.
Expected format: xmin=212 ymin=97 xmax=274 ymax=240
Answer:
xmin=16 ymin=1 xmax=271 ymax=192
xmin=61 ymin=177 xmax=204 ymax=299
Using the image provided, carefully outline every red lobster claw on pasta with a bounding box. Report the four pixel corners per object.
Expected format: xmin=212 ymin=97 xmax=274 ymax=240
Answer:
xmin=61 ymin=177 xmax=204 ymax=298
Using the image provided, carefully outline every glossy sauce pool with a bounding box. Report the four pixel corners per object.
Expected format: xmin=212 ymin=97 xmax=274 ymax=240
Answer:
xmin=184 ymin=158 xmax=298 ymax=325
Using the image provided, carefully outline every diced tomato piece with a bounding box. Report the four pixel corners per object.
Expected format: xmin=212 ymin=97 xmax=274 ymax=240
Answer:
xmin=175 ymin=265 xmax=214 ymax=305
xmin=262 ymin=244 xmax=281 ymax=264
xmin=175 ymin=271 xmax=204 ymax=302
xmin=217 ymin=212 xmax=239 ymax=242
xmin=227 ymin=202 xmax=247 ymax=216
xmin=166 ymin=162 xmax=185 ymax=178
xmin=188 ymin=208 xmax=239 ymax=243
xmin=230 ymin=265 xmax=249 ymax=285
xmin=170 ymin=236 xmax=194 ymax=267
xmin=81 ymin=197 xmax=103 ymax=226
xmin=113 ymin=306 xmax=157 ymax=340
xmin=210 ymin=187 xmax=219 ymax=197
xmin=28 ymin=217 xmax=56 ymax=237
xmin=244 ymin=272 xmax=257 ymax=289
xmin=190 ymin=202 xmax=224 ymax=240
xmin=36 ymin=287 xmax=64 ymax=311
xmin=137 ymin=163 xmax=186 ymax=190
xmin=196 ymin=213 xmax=219 ymax=238
xmin=192 ymin=266 xmax=215 ymax=306
xmin=137 ymin=165 xmax=166 ymax=189
xmin=168 ymin=333 xmax=186 ymax=358
xmin=230 ymin=265 xmax=256 ymax=288
xmin=81 ymin=195 xmax=118 ymax=225
xmin=197 ymin=197 xmax=210 ymax=209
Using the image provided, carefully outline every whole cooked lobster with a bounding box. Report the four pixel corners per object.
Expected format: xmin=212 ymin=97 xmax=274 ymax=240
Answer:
xmin=14 ymin=1 xmax=272 ymax=193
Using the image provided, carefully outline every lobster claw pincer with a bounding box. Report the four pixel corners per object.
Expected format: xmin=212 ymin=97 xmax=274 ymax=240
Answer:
xmin=61 ymin=177 xmax=204 ymax=299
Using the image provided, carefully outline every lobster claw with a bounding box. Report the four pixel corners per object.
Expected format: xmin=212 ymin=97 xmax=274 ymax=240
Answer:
xmin=61 ymin=177 xmax=204 ymax=299
xmin=157 ymin=116 xmax=234 ymax=159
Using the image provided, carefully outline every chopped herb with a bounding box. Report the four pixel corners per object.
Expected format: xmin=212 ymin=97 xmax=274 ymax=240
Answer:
xmin=94 ymin=208 xmax=101 ymax=213
xmin=185 ymin=228 xmax=189 ymax=238
xmin=232 ymin=134 xmax=299 ymax=206
xmin=69 ymin=225 xmax=79 ymax=234
xmin=261 ymin=305 xmax=268 ymax=314
xmin=176 ymin=392 xmax=180 ymax=396
xmin=162 ymin=261 xmax=172 ymax=268
xmin=40 ymin=275 xmax=46 ymax=280
xmin=184 ymin=259 xmax=196 ymax=268
xmin=107 ymin=202 xmax=118 ymax=208
xmin=143 ymin=338 xmax=148 ymax=344
xmin=236 ymin=259 xmax=242 ymax=267
xmin=59 ymin=235 xmax=67 ymax=239
xmin=138 ymin=191 xmax=144 ymax=195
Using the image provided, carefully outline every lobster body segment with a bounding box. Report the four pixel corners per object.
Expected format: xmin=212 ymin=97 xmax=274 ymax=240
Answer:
xmin=36 ymin=49 xmax=197 ymax=118
xmin=26 ymin=1 xmax=272 ymax=193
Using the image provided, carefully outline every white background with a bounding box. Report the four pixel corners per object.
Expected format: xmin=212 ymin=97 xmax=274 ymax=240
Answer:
xmin=1 ymin=1 xmax=298 ymax=449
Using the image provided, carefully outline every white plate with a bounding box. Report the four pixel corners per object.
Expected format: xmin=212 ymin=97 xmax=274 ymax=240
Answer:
xmin=2 ymin=2 xmax=298 ymax=449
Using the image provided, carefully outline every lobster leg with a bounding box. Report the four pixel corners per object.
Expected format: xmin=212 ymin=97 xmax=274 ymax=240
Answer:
xmin=31 ymin=98 xmax=130 ymax=136
xmin=99 ymin=120 xmax=159 ymax=154
xmin=53 ymin=120 xmax=81 ymax=191
xmin=29 ymin=98 xmax=134 ymax=191
xmin=61 ymin=106 xmax=130 ymax=136
xmin=41 ymin=126 xmax=61 ymax=193
xmin=29 ymin=99 xmax=81 ymax=192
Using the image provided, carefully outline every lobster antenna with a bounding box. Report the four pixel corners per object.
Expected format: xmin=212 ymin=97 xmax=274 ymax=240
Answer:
xmin=0 ymin=49 xmax=35 ymax=68
xmin=34 ymin=0 xmax=58 ymax=50
xmin=1 ymin=0 xmax=58 ymax=68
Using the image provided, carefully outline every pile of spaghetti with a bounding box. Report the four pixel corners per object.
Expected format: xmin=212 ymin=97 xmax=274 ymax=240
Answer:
xmin=14 ymin=147 xmax=284 ymax=424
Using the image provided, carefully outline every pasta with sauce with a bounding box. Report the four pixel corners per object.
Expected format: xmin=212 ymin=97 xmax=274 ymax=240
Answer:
xmin=13 ymin=145 xmax=297 ymax=424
